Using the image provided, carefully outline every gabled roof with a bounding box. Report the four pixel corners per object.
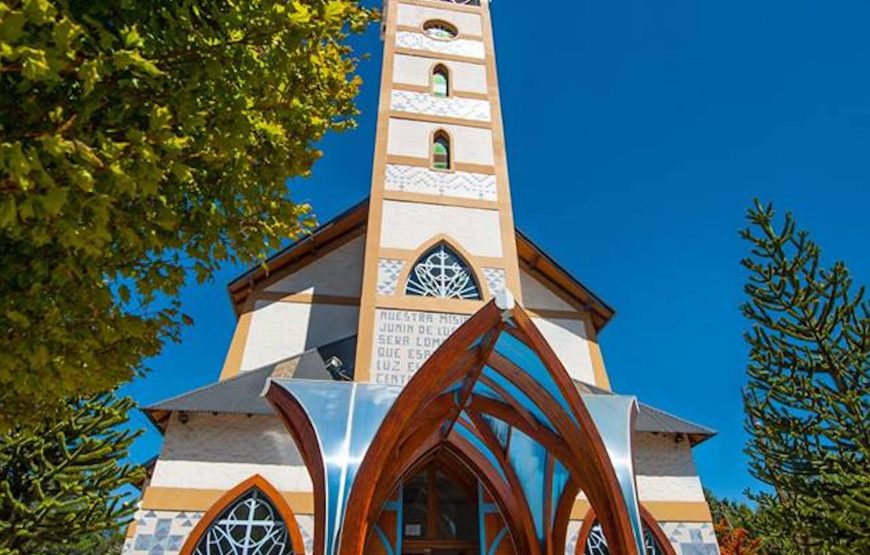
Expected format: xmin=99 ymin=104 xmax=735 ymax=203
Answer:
xmin=225 ymin=197 xmax=615 ymax=330
xmin=227 ymin=199 xmax=369 ymax=312
xmin=143 ymin=335 xmax=357 ymax=431
xmin=516 ymin=229 xmax=614 ymax=330
xmin=142 ymin=335 xmax=713 ymax=446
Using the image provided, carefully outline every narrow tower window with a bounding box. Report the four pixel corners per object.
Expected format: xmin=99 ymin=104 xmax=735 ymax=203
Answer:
xmin=432 ymin=131 xmax=451 ymax=170
xmin=432 ymin=65 xmax=450 ymax=97
xmin=406 ymin=243 xmax=482 ymax=300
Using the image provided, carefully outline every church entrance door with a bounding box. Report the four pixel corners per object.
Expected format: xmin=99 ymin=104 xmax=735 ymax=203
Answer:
xmin=397 ymin=460 xmax=477 ymax=555
xmin=366 ymin=452 xmax=514 ymax=555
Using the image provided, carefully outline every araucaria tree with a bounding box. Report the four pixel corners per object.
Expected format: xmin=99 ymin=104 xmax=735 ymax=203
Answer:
xmin=740 ymin=201 xmax=870 ymax=554
xmin=0 ymin=393 xmax=143 ymax=554
xmin=0 ymin=0 xmax=376 ymax=428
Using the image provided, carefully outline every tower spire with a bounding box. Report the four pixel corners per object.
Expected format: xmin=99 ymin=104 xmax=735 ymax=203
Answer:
xmin=354 ymin=0 xmax=522 ymax=385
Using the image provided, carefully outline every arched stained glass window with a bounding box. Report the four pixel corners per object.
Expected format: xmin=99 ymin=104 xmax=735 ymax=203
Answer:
xmin=192 ymin=488 xmax=294 ymax=555
xmin=432 ymin=65 xmax=449 ymax=97
xmin=406 ymin=243 xmax=482 ymax=300
xmin=432 ymin=131 xmax=451 ymax=170
xmin=584 ymin=522 xmax=664 ymax=555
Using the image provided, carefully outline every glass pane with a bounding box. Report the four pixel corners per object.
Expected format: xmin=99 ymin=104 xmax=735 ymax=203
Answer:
xmin=434 ymin=470 xmax=477 ymax=541
xmin=506 ymin=429 xmax=547 ymax=542
xmin=493 ymin=333 xmax=578 ymax=424
xmin=433 ymin=74 xmax=448 ymax=97
xmin=455 ymin=421 xmax=507 ymax=483
xmin=402 ymin=473 xmax=429 ymax=539
xmin=481 ymin=366 xmax=556 ymax=433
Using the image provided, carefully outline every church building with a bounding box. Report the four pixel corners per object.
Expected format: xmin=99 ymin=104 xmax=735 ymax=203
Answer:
xmin=125 ymin=1 xmax=720 ymax=554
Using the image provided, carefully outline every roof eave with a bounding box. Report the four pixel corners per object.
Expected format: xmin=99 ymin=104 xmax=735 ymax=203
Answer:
xmin=226 ymin=198 xmax=369 ymax=313
xmin=515 ymin=228 xmax=615 ymax=331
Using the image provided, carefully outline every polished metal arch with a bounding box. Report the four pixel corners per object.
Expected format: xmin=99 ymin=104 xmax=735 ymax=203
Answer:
xmin=265 ymin=293 xmax=646 ymax=555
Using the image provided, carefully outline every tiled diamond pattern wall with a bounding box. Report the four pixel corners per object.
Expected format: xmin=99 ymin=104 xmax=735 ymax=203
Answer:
xmin=482 ymin=267 xmax=506 ymax=296
xmin=124 ymin=509 xmax=316 ymax=555
xmin=123 ymin=510 xmax=201 ymax=555
xmin=395 ymin=32 xmax=485 ymax=59
xmin=385 ymin=164 xmax=497 ymax=201
xmin=563 ymin=520 xmax=719 ymax=555
xmin=378 ymin=259 xmax=405 ymax=295
xmin=391 ymin=90 xmax=491 ymax=122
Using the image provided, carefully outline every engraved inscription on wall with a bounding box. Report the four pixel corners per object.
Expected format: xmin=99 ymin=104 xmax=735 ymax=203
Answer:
xmin=372 ymin=309 xmax=468 ymax=386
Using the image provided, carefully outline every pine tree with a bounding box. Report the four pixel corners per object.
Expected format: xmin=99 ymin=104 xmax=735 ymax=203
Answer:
xmin=0 ymin=393 xmax=143 ymax=554
xmin=740 ymin=201 xmax=870 ymax=554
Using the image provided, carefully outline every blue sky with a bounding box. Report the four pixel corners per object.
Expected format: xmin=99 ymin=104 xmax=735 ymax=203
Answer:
xmin=123 ymin=0 xmax=870 ymax=502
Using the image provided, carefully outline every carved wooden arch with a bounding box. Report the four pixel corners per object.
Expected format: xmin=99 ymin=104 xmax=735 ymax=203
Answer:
xmin=178 ymin=474 xmax=306 ymax=555
xmin=337 ymin=300 xmax=643 ymax=555
xmin=396 ymin=233 xmax=489 ymax=301
xmin=574 ymin=507 xmax=677 ymax=555
xmin=337 ymin=380 xmax=532 ymax=555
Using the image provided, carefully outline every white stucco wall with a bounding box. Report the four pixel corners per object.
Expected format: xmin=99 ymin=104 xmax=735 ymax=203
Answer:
xmin=149 ymin=414 xmax=312 ymax=510
xmin=240 ymin=301 xmax=359 ymax=371
xmin=151 ymin=460 xmax=312 ymax=492
xmin=387 ymin=118 xmax=494 ymax=166
xmin=392 ymin=54 xmax=488 ymax=94
xmin=160 ymin=413 xmax=304 ymax=467
xmin=396 ymin=3 xmax=483 ymax=36
xmin=379 ymin=200 xmax=503 ymax=257
xmin=633 ymin=432 xmax=706 ymax=502
xmin=530 ymin=316 xmax=596 ymax=384
xmin=572 ymin=432 xmax=706 ymax=504
xmin=263 ymin=235 xmax=364 ymax=296
xmin=521 ymin=270 xmax=576 ymax=311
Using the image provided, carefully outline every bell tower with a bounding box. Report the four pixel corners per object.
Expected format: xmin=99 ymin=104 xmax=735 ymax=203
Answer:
xmin=354 ymin=0 xmax=524 ymax=385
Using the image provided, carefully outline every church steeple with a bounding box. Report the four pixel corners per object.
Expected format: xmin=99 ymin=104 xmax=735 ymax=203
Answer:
xmin=354 ymin=0 xmax=523 ymax=384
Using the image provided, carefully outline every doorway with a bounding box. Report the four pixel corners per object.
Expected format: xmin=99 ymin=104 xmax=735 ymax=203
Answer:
xmin=400 ymin=461 xmax=478 ymax=554
xmin=366 ymin=456 xmax=481 ymax=555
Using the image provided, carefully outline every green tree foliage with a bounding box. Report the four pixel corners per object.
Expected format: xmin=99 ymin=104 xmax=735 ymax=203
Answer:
xmin=0 ymin=392 xmax=143 ymax=554
xmin=706 ymin=489 xmax=758 ymax=536
xmin=705 ymin=489 xmax=766 ymax=554
xmin=740 ymin=201 xmax=870 ymax=554
xmin=0 ymin=0 xmax=376 ymax=427
xmin=31 ymin=529 xmax=124 ymax=555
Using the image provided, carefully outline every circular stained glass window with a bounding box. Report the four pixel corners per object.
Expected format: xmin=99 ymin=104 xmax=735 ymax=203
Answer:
xmin=423 ymin=20 xmax=459 ymax=40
